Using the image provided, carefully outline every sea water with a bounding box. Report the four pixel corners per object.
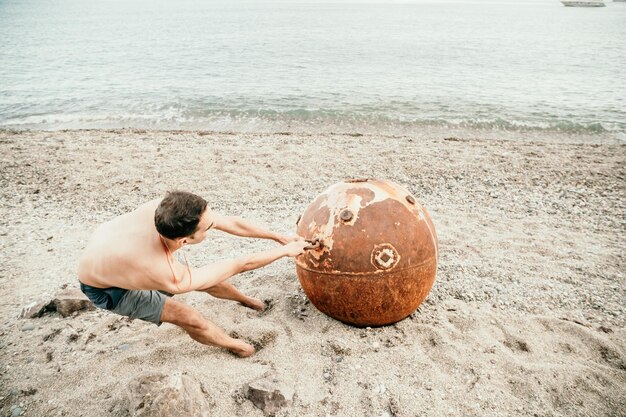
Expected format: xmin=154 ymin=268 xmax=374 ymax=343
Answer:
xmin=1 ymin=0 xmax=625 ymax=136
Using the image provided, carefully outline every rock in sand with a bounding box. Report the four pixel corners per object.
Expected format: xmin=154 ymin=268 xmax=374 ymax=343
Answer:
xmin=127 ymin=372 xmax=211 ymax=417
xmin=50 ymin=288 xmax=94 ymax=317
xmin=244 ymin=373 xmax=294 ymax=415
xmin=19 ymin=300 xmax=50 ymax=319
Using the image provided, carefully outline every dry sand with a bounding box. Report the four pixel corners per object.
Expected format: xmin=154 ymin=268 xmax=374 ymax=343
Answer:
xmin=0 ymin=129 xmax=624 ymax=417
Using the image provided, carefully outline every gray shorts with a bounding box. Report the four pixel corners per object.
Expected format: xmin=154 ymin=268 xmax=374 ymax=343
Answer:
xmin=112 ymin=290 xmax=172 ymax=325
xmin=80 ymin=282 xmax=172 ymax=325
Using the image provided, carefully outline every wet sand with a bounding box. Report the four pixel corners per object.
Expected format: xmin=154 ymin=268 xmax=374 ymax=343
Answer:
xmin=0 ymin=129 xmax=624 ymax=416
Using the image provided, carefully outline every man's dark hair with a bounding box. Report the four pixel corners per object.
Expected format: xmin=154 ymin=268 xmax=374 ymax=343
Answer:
xmin=154 ymin=191 xmax=208 ymax=239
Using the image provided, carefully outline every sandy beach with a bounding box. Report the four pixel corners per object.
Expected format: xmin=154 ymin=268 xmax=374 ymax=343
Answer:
xmin=0 ymin=129 xmax=624 ymax=417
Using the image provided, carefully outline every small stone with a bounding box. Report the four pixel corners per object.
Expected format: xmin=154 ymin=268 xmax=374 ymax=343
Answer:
xmin=51 ymin=289 xmax=94 ymax=317
xmin=19 ymin=300 xmax=50 ymax=319
xmin=244 ymin=373 xmax=294 ymax=415
xmin=127 ymin=372 xmax=211 ymax=416
xmin=323 ymin=373 xmax=330 ymax=379
xmin=21 ymin=323 xmax=35 ymax=331
xmin=10 ymin=405 xmax=23 ymax=417
xmin=372 ymin=342 xmax=380 ymax=349
xmin=118 ymin=344 xmax=131 ymax=351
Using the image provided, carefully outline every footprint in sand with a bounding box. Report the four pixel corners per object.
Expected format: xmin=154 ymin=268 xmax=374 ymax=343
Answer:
xmin=257 ymin=298 xmax=276 ymax=317
xmin=502 ymin=337 xmax=531 ymax=353
xmin=230 ymin=330 xmax=278 ymax=352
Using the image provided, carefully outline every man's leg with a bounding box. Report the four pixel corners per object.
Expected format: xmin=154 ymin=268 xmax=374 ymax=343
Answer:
xmin=159 ymin=298 xmax=255 ymax=357
xmin=201 ymin=281 xmax=265 ymax=311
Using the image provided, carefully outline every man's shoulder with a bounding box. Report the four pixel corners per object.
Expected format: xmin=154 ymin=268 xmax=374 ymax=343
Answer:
xmin=98 ymin=199 xmax=160 ymax=230
xmin=138 ymin=198 xmax=161 ymax=213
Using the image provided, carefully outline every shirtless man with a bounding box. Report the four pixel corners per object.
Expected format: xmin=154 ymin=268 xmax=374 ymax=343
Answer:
xmin=77 ymin=190 xmax=310 ymax=357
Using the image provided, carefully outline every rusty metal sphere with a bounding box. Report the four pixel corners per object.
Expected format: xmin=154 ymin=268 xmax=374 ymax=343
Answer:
xmin=295 ymin=179 xmax=438 ymax=327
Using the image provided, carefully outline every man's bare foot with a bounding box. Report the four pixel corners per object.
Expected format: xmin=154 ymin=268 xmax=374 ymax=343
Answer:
xmin=239 ymin=296 xmax=266 ymax=311
xmin=230 ymin=340 xmax=255 ymax=358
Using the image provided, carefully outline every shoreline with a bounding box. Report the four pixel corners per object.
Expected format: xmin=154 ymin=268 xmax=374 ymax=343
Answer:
xmin=0 ymin=130 xmax=624 ymax=416
xmin=1 ymin=126 xmax=624 ymax=145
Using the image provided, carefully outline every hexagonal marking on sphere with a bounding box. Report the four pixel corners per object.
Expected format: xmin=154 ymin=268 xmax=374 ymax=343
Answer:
xmin=371 ymin=243 xmax=400 ymax=270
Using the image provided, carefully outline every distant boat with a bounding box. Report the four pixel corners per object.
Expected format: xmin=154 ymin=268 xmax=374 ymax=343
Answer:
xmin=561 ymin=0 xmax=606 ymax=5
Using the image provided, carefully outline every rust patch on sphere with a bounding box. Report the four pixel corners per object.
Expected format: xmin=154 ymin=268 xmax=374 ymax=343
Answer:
xmin=295 ymin=179 xmax=438 ymax=326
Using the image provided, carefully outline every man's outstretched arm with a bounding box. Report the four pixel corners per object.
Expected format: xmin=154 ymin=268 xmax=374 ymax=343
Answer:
xmin=166 ymin=239 xmax=309 ymax=294
xmin=213 ymin=214 xmax=300 ymax=244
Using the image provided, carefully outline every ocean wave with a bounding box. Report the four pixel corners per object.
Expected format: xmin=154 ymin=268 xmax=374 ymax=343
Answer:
xmin=1 ymin=107 xmax=623 ymax=136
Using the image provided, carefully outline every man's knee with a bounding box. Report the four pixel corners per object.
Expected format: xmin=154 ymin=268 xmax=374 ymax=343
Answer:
xmin=160 ymin=299 xmax=207 ymax=332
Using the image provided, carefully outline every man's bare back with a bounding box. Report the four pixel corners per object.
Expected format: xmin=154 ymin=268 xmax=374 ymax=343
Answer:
xmin=77 ymin=191 xmax=310 ymax=357
xmin=78 ymin=199 xmax=166 ymax=290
